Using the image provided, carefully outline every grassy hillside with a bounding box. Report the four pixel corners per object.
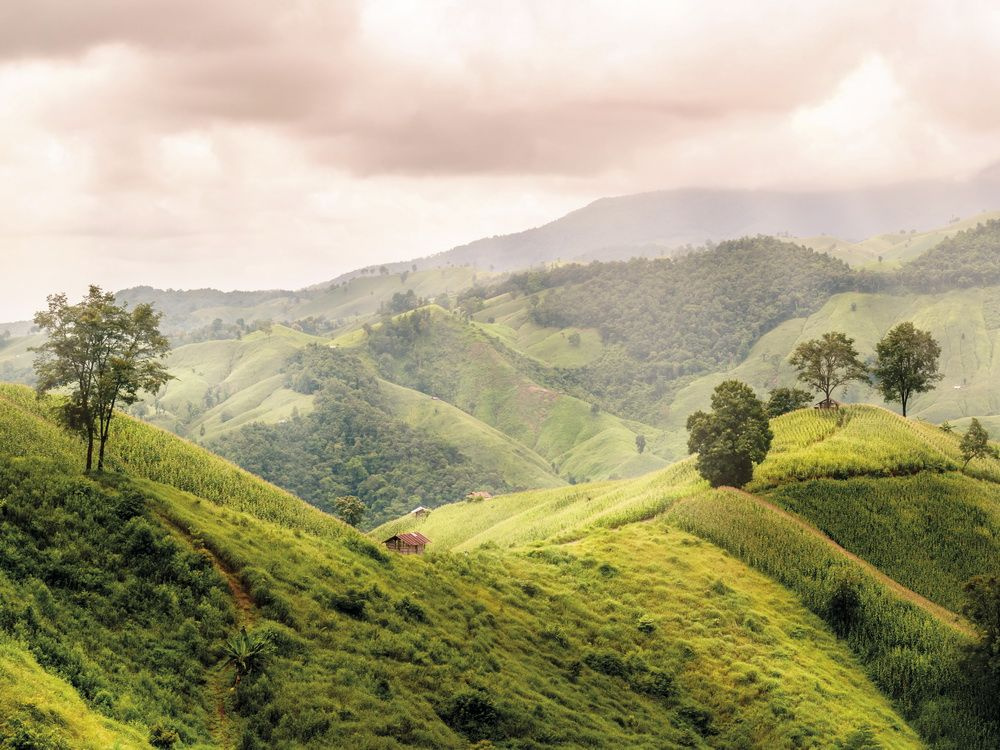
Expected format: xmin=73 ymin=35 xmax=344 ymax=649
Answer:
xmin=658 ymin=286 xmax=1000 ymax=460
xmin=375 ymin=404 xmax=1000 ymax=747
xmin=0 ymin=383 xmax=927 ymax=748
xmin=353 ymin=306 xmax=668 ymax=482
xmin=793 ymin=210 xmax=1000 ymax=269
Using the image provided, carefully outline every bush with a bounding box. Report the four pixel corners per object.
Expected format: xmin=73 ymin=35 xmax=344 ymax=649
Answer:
xmin=149 ymin=723 xmax=180 ymax=749
xmin=438 ymin=689 xmax=503 ymax=742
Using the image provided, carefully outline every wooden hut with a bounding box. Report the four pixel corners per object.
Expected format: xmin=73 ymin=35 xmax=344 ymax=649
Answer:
xmin=814 ymin=398 xmax=840 ymax=410
xmin=383 ymin=532 xmax=430 ymax=555
xmin=465 ymin=490 xmax=493 ymax=502
xmin=410 ymin=506 xmax=432 ymax=519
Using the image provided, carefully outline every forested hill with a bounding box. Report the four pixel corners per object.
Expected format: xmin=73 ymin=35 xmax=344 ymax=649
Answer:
xmin=900 ymin=217 xmax=1000 ymax=291
xmin=466 ymin=237 xmax=855 ymax=418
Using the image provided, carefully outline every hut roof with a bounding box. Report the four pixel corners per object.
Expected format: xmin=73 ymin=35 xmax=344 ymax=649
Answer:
xmin=385 ymin=532 xmax=431 ymax=546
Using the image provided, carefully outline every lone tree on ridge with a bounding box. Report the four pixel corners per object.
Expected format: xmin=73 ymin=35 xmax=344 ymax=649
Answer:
xmin=872 ymin=322 xmax=943 ymax=417
xmin=32 ymin=285 xmax=172 ymax=473
xmin=789 ymin=331 xmax=869 ymax=404
xmin=687 ymin=380 xmax=773 ymax=488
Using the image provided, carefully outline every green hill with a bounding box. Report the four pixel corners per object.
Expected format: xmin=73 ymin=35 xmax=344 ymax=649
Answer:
xmin=375 ymin=404 xmax=1000 ymax=747
xmin=0 ymin=383 xmax=928 ymax=748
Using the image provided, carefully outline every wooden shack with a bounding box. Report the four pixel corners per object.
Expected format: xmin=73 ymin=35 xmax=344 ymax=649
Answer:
xmin=410 ymin=506 xmax=432 ymax=519
xmin=383 ymin=532 xmax=430 ymax=555
xmin=465 ymin=490 xmax=493 ymax=502
xmin=814 ymin=398 xmax=840 ymax=410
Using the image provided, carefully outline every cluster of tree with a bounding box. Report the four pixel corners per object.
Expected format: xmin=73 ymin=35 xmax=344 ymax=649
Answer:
xmin=212 ymin=345 xmax=509 ymax=527
xmin=169 ymin=316 xmax=276 ymax=345
xmin=787 ymin=324 xmax=943 ymax=417
xmin=380 ymin=289 xmax=425 ymax=315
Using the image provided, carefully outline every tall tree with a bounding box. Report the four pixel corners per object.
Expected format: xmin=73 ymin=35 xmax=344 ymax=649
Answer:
xmin=789 ymin=331 xmax=868 ymax=403
xmin=960 ymin=419 xmax=998 ymax=469
xmin=686 ymin=380 xmax=773 ymax=488
xmin=33 ymin=285 xmax=171 ymax=472
xmin=962 ymin=575 xmax=1000 ymax=709
xmin=872 ymin=322 xmax=943 ymax=417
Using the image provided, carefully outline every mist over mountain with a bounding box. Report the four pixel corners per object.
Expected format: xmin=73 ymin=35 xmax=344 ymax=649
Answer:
xmin=403 ymin=169 xmax=1000 ymax=272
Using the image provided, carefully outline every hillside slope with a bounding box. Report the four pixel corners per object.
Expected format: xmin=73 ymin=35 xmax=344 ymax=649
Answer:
xmin=0 ymin=384 xmax=925 ymax=748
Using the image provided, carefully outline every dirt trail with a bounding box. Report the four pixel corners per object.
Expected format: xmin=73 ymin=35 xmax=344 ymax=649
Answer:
xmin=719 ymin=486 xmax=975 ymax=637
xmin=153 ymin=510 xmax=255 ymax=624
xmin=152 ymin=510 xmax=255 ymax=749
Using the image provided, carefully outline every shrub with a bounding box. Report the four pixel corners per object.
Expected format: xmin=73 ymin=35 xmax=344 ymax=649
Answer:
xmin=438 ymin=689 xmax=503 ymax=742
xmin=149 ymin=723 xmax=180 ymax=749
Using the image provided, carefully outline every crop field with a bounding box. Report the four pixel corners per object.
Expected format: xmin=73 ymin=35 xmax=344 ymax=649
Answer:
xmin=664 ymin=488 xmax=993 ymax=749
xmin=765 ymin=473 xmax=1000 ymax=613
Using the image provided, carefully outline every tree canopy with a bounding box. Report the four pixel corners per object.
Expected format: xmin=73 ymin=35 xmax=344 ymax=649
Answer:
xmin=960 ymin=419 xmax=998 ymax=469
xmin=686 ymin=380 xmax=773 ymax=488
xmin=766 ymin=387 xmax=814 ymax=417
xmin=872 ymin=322 xmax=942 ymax=417
xmin=789 ymin=331 xmax=869 ymax=403
xmin=32 ymin=285 xmax=171 ymax=472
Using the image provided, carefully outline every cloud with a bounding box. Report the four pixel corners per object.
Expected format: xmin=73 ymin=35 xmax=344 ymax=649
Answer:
xmin=2 ymin=0 xmax=1000 ymax=320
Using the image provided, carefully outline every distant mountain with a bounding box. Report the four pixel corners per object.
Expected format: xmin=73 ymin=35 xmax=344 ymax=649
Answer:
xmin=405 ymin=170 xmax=1000 ymax=272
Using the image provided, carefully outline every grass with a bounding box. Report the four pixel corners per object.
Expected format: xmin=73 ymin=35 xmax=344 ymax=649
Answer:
xmin=371 ymin=459 xmax=705 ymax=551
xmin=0 ymin=380 xmax=927 ymax=748
xmin=658 ymin=286 xmax=1000 ymax=462
xmin=350 ymin=306 xmax=668 ymax=482
xmin=0 ymin=637 xmax=148 ymax=749
xmin=664 ymin=488 xmax=994 ymax=749
xmin=764 ymin=472 xmax=1000 ymax=614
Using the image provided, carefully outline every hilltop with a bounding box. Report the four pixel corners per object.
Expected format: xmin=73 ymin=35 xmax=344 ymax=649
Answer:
xmin=0 ymin=384 xmax=931 ymax=748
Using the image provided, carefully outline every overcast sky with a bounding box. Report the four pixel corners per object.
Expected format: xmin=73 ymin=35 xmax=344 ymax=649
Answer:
xmin=2 ymin=0 xmax=999 ymax=320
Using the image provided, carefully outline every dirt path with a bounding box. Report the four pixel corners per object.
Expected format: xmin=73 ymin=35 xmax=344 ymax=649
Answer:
xmin=720 ymin=486 xmax=975 ymax=636
xmin=152 ymin=510 xmax=255 ymax=748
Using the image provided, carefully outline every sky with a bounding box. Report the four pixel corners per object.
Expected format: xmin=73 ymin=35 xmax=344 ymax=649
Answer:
xmin=2 ymin=0 xmax=1000 ymax=320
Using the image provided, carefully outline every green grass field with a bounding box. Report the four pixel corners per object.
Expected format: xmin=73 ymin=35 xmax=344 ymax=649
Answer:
xmin=0 ymin=383 xmax=931 ymax=748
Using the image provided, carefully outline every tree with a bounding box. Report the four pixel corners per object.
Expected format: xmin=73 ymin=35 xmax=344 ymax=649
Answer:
xmin=960 ymin=419 xmax=998 ymax=468
xmin=334 ymin=494 xmax=365 ymax=527
xmin=32 ymin=286 xmax=171 ymax=473
xmin=686 ymin=380 xmax=773 ymax=488
xmin=789 ymin=331 xmax=869 ymax=403
xmin=962 ymin=575 xmax=1000 ymax=708
xmin=766 ymin=387 xmax=813 ymax=417
xmin=635 ymin=434 xmax=646 ymax=454
xmin=872 ymin=322 xmax=943 ymax=417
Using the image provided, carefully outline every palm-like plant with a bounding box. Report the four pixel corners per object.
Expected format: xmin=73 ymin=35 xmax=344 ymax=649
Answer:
xmin=224 ymin=626 xmax=270 ymax=684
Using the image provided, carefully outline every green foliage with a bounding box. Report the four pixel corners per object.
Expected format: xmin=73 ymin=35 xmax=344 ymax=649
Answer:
xmin=789 ymin=331 xmax=869 ymax=402
xmin=900 ymin=218 xmax=1000 ymax=291
xmin=766 ymin=386 xmax=814 ymax=417
xmin=149 ymin=723 xmax=180 ymax=749
xmin=961 ymin=418 xmax=998 ymax=468
xmin=332 ymin=495 xmax=365 ymax=527
xmin=686 ymin=380 xmax=772 ymax=488
xmin=872 ymin=322 xmax=943 ymax=416
xmin=212 ymin=345 xmax=509 ymax=526
xmin=666 ymin=489 xmax=998 ymax=748
xmin=766 ymin=473 xmax=1000 ymax=613
xmin=224 ymin=627 xmax=272 ymax=679
xmin=962 ymin=575 xmax=1000 ymax=710
xmin=32 ymin=285 xmax=171 ymax=472
xmin=494 ymin=237 xmax=855 ymax=417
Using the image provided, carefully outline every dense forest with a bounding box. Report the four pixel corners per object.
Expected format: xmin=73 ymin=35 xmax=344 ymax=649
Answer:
xmin=212 ymin=346 xmax=506 ymax=527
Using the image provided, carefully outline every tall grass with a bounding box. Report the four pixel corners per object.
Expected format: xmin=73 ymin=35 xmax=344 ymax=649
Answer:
xmin=666 ymin=489 xmax=998 ymax=749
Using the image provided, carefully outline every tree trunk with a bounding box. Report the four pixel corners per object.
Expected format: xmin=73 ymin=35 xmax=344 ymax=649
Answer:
xmin=85 ymin=428 xmax=94 ymax=473
xmin=97 ymin=434 xmax=107 ymax=472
